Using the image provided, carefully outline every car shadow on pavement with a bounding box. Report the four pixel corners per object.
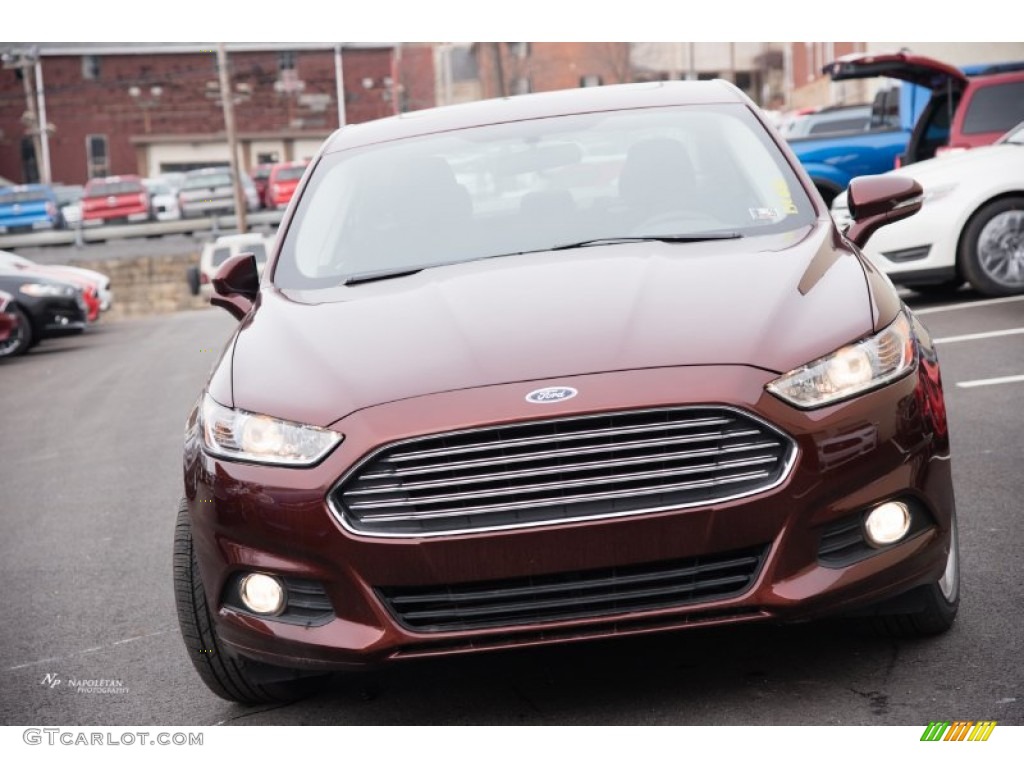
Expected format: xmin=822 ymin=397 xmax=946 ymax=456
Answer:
xmin=235 ymin=618 xmax=955 ymax=725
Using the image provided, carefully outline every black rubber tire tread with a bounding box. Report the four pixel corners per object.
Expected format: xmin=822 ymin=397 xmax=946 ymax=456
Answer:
xmin=865 ymin=584 xmax=959 ymax=638
xmin=864 ymin=517 xmax=960 ymax=638
xmin=959 ymin=196 xmax=1024 ymax=297
xmin=0 ymin=305 xmax=33 ymax=358
xmin=173 ymin=499 xmax=325 ymax=705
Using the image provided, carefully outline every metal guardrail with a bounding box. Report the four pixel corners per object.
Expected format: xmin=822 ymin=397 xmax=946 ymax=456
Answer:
xmin=0 ymin=210 xmax=284 ymax=249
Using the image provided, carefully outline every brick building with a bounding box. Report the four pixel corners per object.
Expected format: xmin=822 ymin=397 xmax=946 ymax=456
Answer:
xmin=472 ymin=43 xmax=632 ymax=99
xmin=0 ymin=42 xmax=436 ymax=186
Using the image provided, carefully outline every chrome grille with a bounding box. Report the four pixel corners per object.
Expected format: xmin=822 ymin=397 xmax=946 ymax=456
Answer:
xmin=333 ymin=407 xmax=796 ymax=536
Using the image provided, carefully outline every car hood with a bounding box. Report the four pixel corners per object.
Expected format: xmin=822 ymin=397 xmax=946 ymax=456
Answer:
xmin=228 ymin=225 xmax=874 ymax=426
xmin=891 ymin=143 xmax=1024 ymax=186
xmin=834 ymin=143 xmax=1024 ymax=209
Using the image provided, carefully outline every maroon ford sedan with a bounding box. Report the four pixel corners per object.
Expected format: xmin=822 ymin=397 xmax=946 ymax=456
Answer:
xmin=175 ymin=81 xmax=958 ymax=704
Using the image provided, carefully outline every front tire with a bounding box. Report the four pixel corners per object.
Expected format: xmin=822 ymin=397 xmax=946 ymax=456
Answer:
xmin=0 ymin=306 xmax=33 ymax=358
xmin=960 ymin=197 xmax=1024 ymax=296
xmin=864 ymin=514 xmax=960 ymax=637
xmin=173 ymin=500 xmax=329 ymax=704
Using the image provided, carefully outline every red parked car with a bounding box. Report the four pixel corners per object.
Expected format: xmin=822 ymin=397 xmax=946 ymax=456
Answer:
xmin=265 ymin=161 xmax=308 ymax=209
xmin=81 ymin=175 xmax=151 ymax=225
xmin=250 ymin=164 xmax=274 ymax=209
xmin=176 ymin=82 xmax=957 ymax=705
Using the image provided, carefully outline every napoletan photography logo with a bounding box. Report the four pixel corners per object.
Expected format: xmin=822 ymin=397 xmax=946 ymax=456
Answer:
xmin=920 ymin=721 xmax=997 ymax=742
xmin=41 ymin=672 xmax=129 ymax=695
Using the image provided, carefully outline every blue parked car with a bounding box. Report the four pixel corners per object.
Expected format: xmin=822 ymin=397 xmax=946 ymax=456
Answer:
xmin=0 ymin=184 xmax=63 ymax=233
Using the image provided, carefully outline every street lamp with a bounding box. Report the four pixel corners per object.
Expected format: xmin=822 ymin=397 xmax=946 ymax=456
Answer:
xmin=128 ymin=85 xmax=164 ymax=133
xmin=2 ymin=46 xmax=51 ymax=184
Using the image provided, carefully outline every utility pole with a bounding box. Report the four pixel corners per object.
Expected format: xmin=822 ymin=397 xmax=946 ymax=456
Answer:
xmin=20 ymin=65 xmax=43 ymax=181
xmin=217 ymin=43 xmax=247 ymax=234
xmin=334 ymin=43 xmax=346 ymax=127
xmin=442 ymin=43 xmax=454 ymax=105
xmin=492 ymin=42 xmax=507 ymax=97
xmin=34 ymin=57 xmax=51 ymax=184
xmin=3 ymin=47 xmax=47 ymax=183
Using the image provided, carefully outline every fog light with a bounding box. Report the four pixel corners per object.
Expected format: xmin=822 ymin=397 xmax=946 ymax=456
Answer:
xmin=239 ymin=573 xmax=285 ymax=615
xmin=864 ymin=501 xmax=911 ymax=547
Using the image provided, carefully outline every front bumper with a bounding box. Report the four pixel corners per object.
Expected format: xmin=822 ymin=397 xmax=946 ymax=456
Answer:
xmin=183 ymin=363 xmax=954 ymax=670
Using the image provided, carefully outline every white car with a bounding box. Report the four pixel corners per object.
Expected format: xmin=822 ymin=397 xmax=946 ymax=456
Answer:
xmin=143 ymin=178 xmax=181 ymax=222
xmin=187 ymin=233 xmax=274 ymax=298
xmin=832 ymin=122 xmax=1024 ymax=296
xmin=0 ymin=249 xmax=113 ymax=311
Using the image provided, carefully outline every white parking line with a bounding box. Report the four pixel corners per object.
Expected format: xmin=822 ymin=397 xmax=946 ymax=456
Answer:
xmin=4 ymin=629 xmax=171 ymax=672
xmin=914 ymin=295 xmax=1024 ymax=315
xmin=957 ymin=374 xmax=1024 ymax=389
xmin=934 ymin=327 xmax=1024 ymax=344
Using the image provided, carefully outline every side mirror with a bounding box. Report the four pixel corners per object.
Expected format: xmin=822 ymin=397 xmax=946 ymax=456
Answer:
xmin=845 ymin=175 xmax=923 ymax=249
xmin=211 ymin=252 xmax=259 ymax=320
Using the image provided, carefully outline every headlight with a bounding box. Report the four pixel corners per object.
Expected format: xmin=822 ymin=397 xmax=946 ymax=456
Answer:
xmin=20 ymin=283 xmax=72 ymax=298
xmin=199 ymin=393 xmax=343 ymax=466
xmin=767 ymin=312 xmax=916 ymax=409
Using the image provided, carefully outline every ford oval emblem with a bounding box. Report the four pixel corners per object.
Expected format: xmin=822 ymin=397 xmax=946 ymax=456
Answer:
xmin=525 ymin=386 xmax=578 ymax=404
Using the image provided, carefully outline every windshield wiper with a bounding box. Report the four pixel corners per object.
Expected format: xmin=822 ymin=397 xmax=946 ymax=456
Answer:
xmin=343 ymin=247 xmax=554 ymax=286
xmin=550 ymin=232 xmax=743 ymax=251
xmin=343 ymin=266 xmax=427 ymax=286
xmin=342 ymin=232 xmax=744 ymax=286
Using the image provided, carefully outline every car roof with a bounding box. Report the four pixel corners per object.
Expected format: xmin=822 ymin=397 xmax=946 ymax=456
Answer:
xmin=211 ymin=233 xmax=268 ymax=246
xmin=186 ymin=167 xmax=231 ymax=175
xmin=0 ymin=183 xmax=54 ymax=194
xmin=323 ymin=80 xmax=748 ymax=154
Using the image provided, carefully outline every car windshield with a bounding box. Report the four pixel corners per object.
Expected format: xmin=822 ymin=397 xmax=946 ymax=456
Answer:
xmin=276 ymin=166 xmax=307 ymax=182
xmin=274 ymin=103 xmax=816 ymax=289
xmin=0 ymin=189 xmax=50 ymax=204
xmin=54 ymin=186 xmax=83 ymax=204
xmin=184 ymin=173 xmax=232 ymax=189
xmin=999 ymin=122 xmax=1024 ymax=145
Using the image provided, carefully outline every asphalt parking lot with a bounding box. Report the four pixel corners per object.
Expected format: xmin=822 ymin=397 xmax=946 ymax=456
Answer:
xmin=1 ymin=290 xmax=1022 ymax=726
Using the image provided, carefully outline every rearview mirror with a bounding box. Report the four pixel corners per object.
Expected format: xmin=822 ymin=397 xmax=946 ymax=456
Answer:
xmin=211 ymin=252 xmax=259 ymax=320
xmin=845 ymin=175 xmax=923 ymax=249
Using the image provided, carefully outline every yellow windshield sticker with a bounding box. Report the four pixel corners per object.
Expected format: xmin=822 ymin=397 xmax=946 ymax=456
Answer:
xmin=774 ymin=178 xmax=799 ymax=215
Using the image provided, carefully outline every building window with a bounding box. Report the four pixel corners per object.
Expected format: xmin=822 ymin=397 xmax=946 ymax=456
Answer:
xmin=734 ymin=71 xmax=757 ymax=97
xmin=580 ymin=75 xmax=602 ymax=88
xmin=82 ymin=55 xmax=101 ymax=80
xmin=507 ymin=43 xmax=530 ymax=59
xmin=278 ymin=51 xmax=297 ymax=72
xmin=86 ymin=134 xmax=109 ymax=179
xmin=510 ymin=77 xmax=531 ymax=95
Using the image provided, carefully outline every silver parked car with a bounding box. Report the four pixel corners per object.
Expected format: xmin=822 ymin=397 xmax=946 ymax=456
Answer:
xmin=178 ymin=167 xmax=260 ymax=219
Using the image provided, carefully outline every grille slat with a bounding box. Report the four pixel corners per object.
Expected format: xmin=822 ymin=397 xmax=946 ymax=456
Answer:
xmin=362 ymin=427 xmax=761 ymax=480
xmin=335 ymin=407 xmax=795 ymax=536
xmin=348 ymin=455 xmax=779 ymax=507
xmin=388 ymin=553 xmax=762 ymax=607
xmin=385 ymin=415 xmax=735 ymax=463
xmin=378 ymin=546 xmax=767 ymax=631
xmin=349 ymin=441 xmax=782 ymax=494
xmin=350 ymin=469 xmax=773 ymax=522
